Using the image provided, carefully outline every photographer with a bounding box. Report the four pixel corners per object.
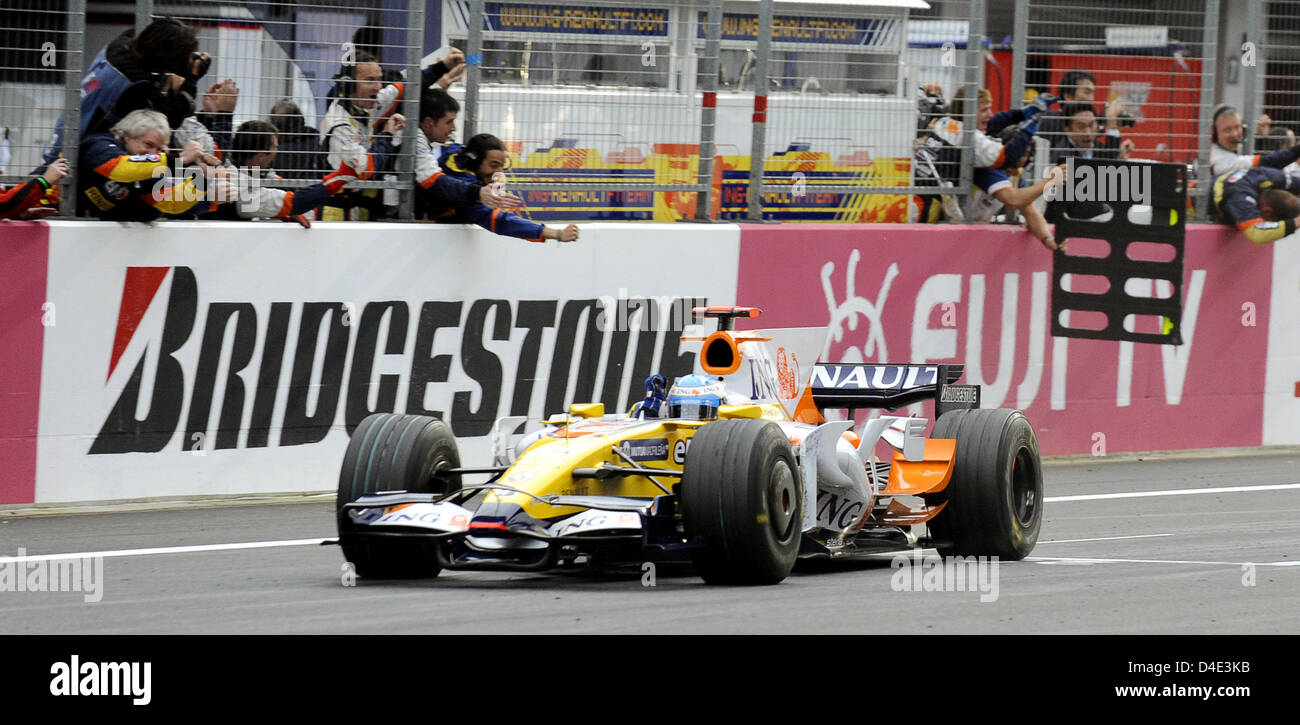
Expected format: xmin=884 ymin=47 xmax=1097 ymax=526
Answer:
xmin=912 ymin=84 xmax=962 ymax=222
xmin=912 ymin=85 xmax=1053 ymax=224
xmin=43 ymin=18 xmax=210 ymax=165
xmin=1037 ymin=70 xmax=1131 ymax=159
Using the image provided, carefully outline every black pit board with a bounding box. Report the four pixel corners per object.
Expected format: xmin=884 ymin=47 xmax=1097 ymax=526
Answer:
xmin=1050 ymin=159 xmax=1187 ymax=345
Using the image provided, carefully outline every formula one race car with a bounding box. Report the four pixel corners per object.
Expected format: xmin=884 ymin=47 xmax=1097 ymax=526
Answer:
xmin=336 ymin=306 xmax=1043 ymax=585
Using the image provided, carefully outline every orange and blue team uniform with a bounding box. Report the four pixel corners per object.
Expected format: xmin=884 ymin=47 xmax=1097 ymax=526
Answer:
xmin=413 ymin=135 xmax=485 ymax=220
xmin=421 ymin=144 xmax=545 ymax=242
xmin=0 ymin=176 xmax=54 ymax=219
xmin=1213 ymin=166 xmax=1300 ymax=244
xmin=79 ymin=132 xmax=211 ymax=220
xmin=915 ymin=107 xmax=1038 ymax=222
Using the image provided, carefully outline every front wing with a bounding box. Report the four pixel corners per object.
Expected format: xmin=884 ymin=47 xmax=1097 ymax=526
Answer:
xmin=338 ymin=492 xmax=692 ymax=572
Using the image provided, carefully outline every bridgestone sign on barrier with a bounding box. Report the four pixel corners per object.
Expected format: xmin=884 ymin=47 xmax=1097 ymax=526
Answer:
xmin=21 ymin=221 xmax=736 ymax=504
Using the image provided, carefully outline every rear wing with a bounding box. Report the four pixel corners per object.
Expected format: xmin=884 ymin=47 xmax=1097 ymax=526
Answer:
xmin=808 ymin=363 xmax=980 ymax=416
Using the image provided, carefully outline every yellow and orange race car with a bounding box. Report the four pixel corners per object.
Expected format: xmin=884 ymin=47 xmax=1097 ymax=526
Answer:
xmin=335 ymin=306 xmax=1043 ymax=585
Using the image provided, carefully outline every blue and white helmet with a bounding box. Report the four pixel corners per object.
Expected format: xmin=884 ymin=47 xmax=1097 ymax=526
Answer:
xmin=666 ymin=374 xmax=725 ymax=420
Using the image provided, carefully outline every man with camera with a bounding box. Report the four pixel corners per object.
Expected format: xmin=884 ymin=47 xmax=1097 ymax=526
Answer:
xmin=43 ymin=18 xmax=213 ymax=169
xmin=1037 ymin=70 xmax=1134 ymax=160
xmin=1044 ymin=102 xmax=1135 ymax=223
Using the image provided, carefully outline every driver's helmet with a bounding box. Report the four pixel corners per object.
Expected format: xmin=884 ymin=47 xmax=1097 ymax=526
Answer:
xmin=666 ymin=374 xmax=725 ymax=420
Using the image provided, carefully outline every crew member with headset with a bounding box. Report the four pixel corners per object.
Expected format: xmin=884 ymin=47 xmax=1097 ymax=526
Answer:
xmin=319 ymin=48 xmax=467 ymax=221
xmin=1208 ymin=103 xmax=1300 ymax=179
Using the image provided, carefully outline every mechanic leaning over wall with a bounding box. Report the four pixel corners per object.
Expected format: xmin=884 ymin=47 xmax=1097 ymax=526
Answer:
xmin=427 ymin=133 xmax=579 ymax=243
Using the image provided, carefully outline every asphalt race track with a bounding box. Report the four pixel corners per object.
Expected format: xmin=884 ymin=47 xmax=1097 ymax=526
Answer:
xmin=2 ymin=452 xmax=1297 ymax=635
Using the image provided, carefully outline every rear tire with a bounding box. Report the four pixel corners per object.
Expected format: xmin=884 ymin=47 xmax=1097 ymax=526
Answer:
xmin=926 ymin=408 xmax=1042 ymax=560
xmin=337 ymin=413 xmax=461 ymax=579
xmin=680 ymin=419 xmax=802 ymax=585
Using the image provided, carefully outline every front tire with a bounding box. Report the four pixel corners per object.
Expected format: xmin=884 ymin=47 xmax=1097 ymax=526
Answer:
xmin=337 ymin=413 xmax=461 ymax=579
xmin=926 ymin=408 xmax=1043 ymax=560
xmin=680 ymin=419 xmax=803 ymax=585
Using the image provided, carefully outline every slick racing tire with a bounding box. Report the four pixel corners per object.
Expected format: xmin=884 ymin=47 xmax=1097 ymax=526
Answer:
xmin=925 ymin=408 xmax=1042 ymax=560
xmin=680 ymin=419 xmax=802 ymax=585
xmin=337 ymin=413 xmax=462 ymax=579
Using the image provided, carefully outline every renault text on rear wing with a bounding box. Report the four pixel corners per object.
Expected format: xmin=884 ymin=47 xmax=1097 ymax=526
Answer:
xmin=808 ymin=363 xmax=980 ymax=415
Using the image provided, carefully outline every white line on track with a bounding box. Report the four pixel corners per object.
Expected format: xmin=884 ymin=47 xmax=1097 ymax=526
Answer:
xmin=1037 ymin=534 xmax=1173 ymax=544
xmin=4 ymin=537 xmax=1296 ymax=570
xmin=0 ymin=538 xmax=329 ymax=563
xmin=3 ymin=483 xmax=1295 ymax=565
xmin=1045 ymin=482 xmax=1300 ymax=502
xmin=1029 ymin=556 xmax=1300 ymax=567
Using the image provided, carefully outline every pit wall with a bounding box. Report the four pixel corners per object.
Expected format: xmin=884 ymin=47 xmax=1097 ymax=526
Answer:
xmin=0 ymin=220 xmax=1294 ymax=505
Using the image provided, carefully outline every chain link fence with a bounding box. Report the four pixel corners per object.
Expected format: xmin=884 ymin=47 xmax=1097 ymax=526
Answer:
xmin=1 ymin=0 xmax=424 ymax=220
xmin=453 ymin=0 xmax=975 ymax=223
xmin=154 ymin=0 xmax=424 ymax=219
xmin=447 ymin=0 xmax=715 ymax=222
xmin=742 ymin=0 xmax=946 ymax=223
xmin=1256 ymin=1 xmax=1300 ymax=155
xmin=3 ymin=1 xmax=1299 ymax=224
xmin=1014 ymin=0 xmax=1217 ymax=213
xmin=0 ymin=0 xmax=84 ymax=215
